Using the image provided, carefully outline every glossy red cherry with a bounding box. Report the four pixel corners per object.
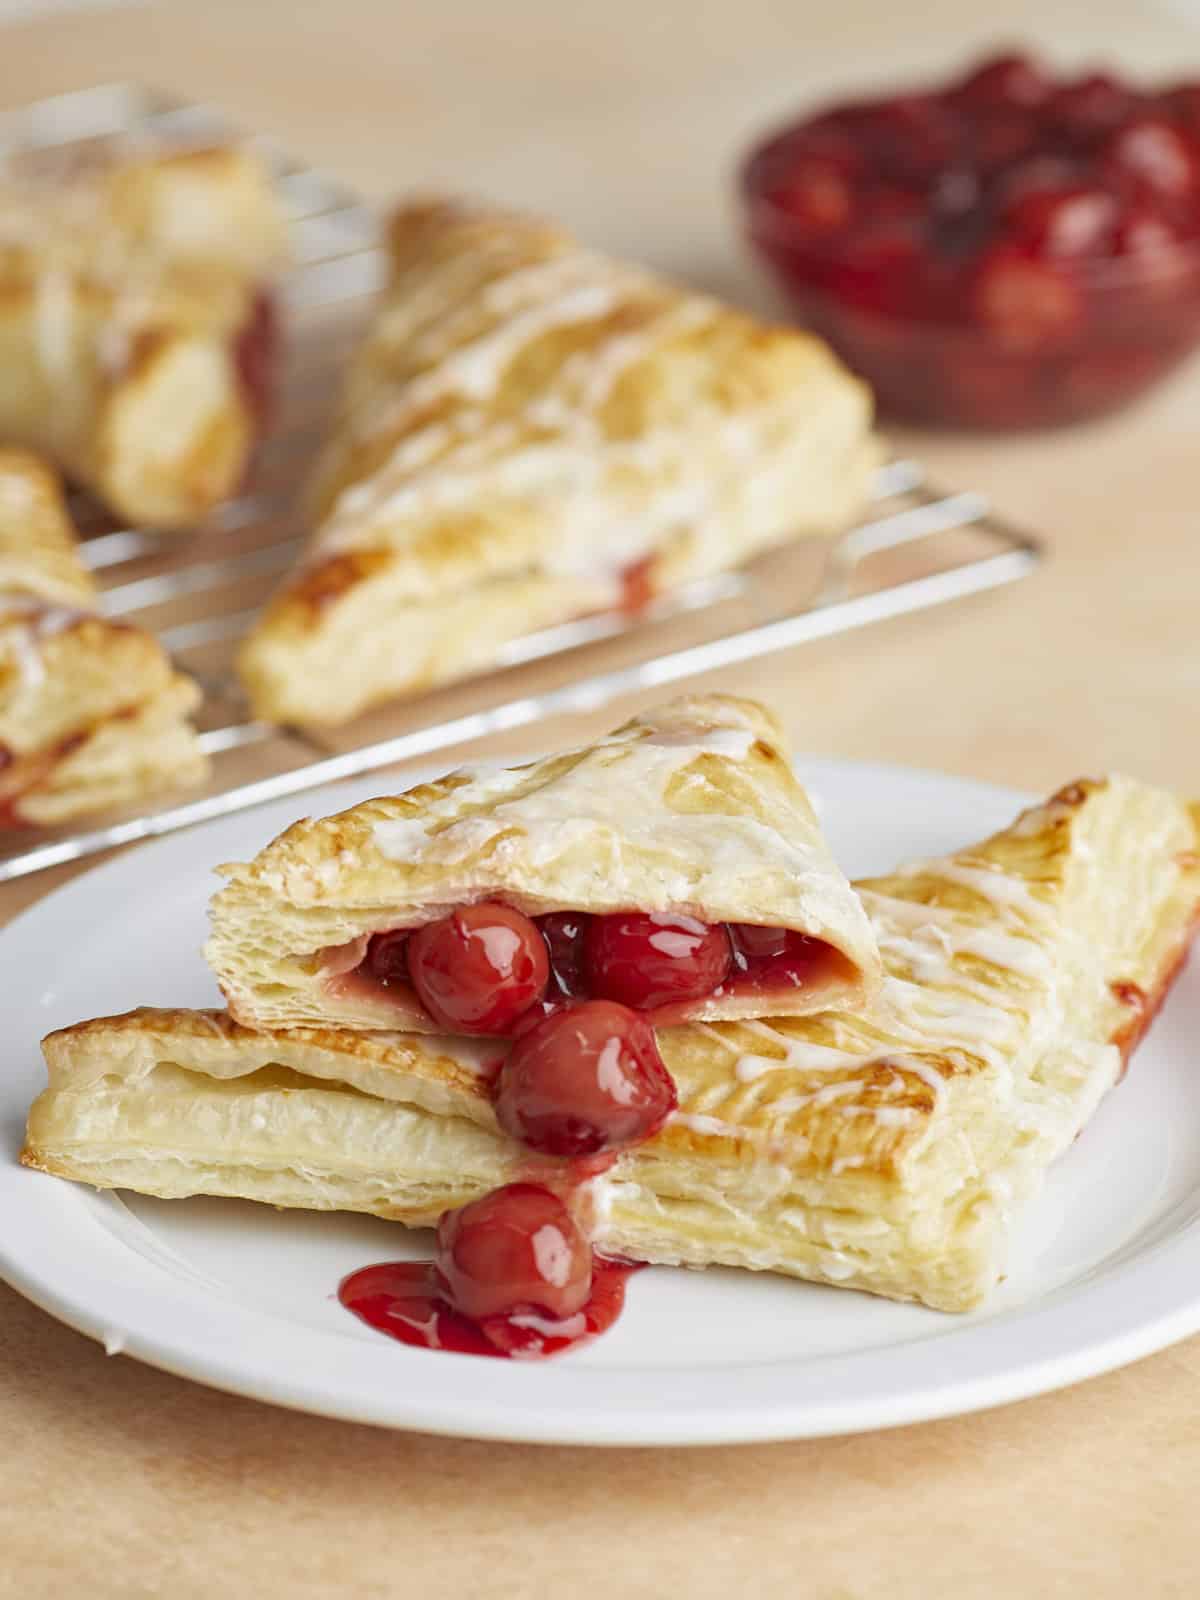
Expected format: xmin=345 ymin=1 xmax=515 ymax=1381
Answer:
xmin=766 ymin=154 xmax=856 ymax=233
xmin=494 ymin=1000 xmax=676 ymax=1157
xmin=825 ymin=223 xmax=928 ymax=318
xmin=537 ymin=911 xmax=591 ymax=1000
xmin=953 ymin=52 xmax=1050 ymax=111
xmin=1050 ymin=74 xmax=1138 ymax=145
xmin=1113 ymin=204 xmax=1183 ymax=262
xmin=861 ymin=183 xmax=927 ymax=224
xmin=970 ymin=245 xmax=1083 ymax=350
xmin=728 ymin=926 xmax=834 ymax=991
xmin=435 ymin=1184 xmax=592 ymax=1321
xmin=363 ymin=929 xmax=411 ymax=987
xmin=583 ymin=911 xmax=732 ymax=1012
xmin=729 ymin=923 xmax=792 ymax=962
xmin=863 ymin=94 xmax=957 ymax=183
xmin=1162 ymin=83 xmax=1200 ymax=132
xmin=1101 ymin=116 xmax=1200 ymax=199
xmin=407 ymin=901 xmax=549 ymax=1033
xmin=968 ymin=110 xmax=1041 ymax=175
xmin=1110 ymin=206 xmax=1191 ymax=301
xmin=996 ymin=155 xmax=1081 ymax=204
xmin=1004 ymin=185 xmax=1117 ymax=256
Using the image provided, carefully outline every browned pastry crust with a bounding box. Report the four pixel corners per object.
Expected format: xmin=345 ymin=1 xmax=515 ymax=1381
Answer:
xmin=237 ymin=196 xmax=879 ymax=725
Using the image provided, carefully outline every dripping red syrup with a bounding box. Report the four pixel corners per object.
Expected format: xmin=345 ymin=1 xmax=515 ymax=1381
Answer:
xmin=337 ymin=1004 xmax=671 ymax=1359
xmin=338 ymin=1255 xmax=644 ymax=1360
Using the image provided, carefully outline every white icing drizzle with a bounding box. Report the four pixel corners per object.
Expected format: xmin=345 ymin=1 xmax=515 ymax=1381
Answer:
xmin=734 ymin=1035 xmax=869 ymax=1083
xmin=771 ymin=1080 xmax=873 ymax=1114
xmin=0 ymin=591 xmax=92 ymax=693
xmin=905 ymin=858 xmax=1050 ymax=919
xmin=367 ymin=723 xmax=814 ymax=909
xmin=668 ymin=1110 xmax=746 ymax=1139
xmin=722 ymin=840 xmax=1078 ymax=1151
xmin=954 ymin=927 xmax=1050 ymax=979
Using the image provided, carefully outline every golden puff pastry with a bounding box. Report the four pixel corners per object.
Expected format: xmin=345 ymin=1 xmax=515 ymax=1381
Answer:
xmin=237 ymin=196 xmax=879 ymax=726
xmin=25 ymin=774 xmax=1200 ymax=1313
xmin=0 ymin=451 xmax=208 ymax=825
xmin=0 ymin=145 xmax=284 ymax=529
xmin=205 ymin=694 xmax=881 ymax=1033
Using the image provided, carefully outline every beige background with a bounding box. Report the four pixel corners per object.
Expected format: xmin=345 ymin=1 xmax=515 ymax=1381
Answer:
xmin=3 ymin=2 xmax=1200 ymax=1595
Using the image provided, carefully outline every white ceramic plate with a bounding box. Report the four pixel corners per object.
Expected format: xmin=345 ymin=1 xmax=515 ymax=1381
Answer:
xmin=3 ymin=758 xmax=1200 ymax=1447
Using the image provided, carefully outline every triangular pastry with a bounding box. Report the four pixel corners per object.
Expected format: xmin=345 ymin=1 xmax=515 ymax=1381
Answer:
xmin=206 ymin=694 xmax=881 ymax=1034
xmin=237 ymin=197 xmax=878 ymax=725
xmin=0 ymin=449 xmax=208 ymax=824
xmin=0 ymin=145 xmax=284 ymax=529
xmin=26 ymin=775 xmax=1200 ymax=1311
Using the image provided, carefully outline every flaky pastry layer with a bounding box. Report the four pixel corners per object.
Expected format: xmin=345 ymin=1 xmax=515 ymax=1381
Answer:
xmin=206 ymin=694 xmax=880 ymax=1030
xmin=26 ymin=775 xmax=1200 ymax=1310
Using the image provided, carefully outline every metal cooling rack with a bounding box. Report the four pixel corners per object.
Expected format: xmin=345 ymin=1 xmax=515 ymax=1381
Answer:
xmin=0 ymin=83 xmax=1042 ymax=885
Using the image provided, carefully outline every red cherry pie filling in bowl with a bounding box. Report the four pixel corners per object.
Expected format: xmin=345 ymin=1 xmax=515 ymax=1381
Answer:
xmin=323 ymin=899 xmax=851 ymax=1035
xmin=741 ymin=51 xmax=1200 ymax=428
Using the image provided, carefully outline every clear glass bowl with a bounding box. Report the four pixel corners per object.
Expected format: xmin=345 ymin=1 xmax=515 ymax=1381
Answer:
xmin=740 ymin=68 xmax=1200 ymax=430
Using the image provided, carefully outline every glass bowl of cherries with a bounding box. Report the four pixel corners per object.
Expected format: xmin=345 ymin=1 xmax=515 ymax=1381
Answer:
xmin=741 ymin=51 xmax=1200 ymax=428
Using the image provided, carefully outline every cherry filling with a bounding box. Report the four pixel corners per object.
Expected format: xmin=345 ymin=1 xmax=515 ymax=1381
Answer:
xmin=338 ymin=1017 xmax=662 ymax=1361
xmin=338 ymin=1252 xmax=642 ymax=1360
xmin=436 ymin=1183 xmax=593 ymax=1320
xmin=742 ymin=51 xmax=1200 ymax=428
xmin=727 ymin=923 xmax=842 ymax=993
xmin=583 ymin=912 xmax=733 ymax=1010
xmin=336 ymin=904 xmax=839 ymax=1355
xmin=539 ymin=911 xmax=590 ymax=999
xmin=335 ymin=916 xmax=829 ymax=1358
xmin=495 ymin=1001 xmax=677 ymax=1156
xmin=343 ymin=902 xmax=843 ymax=1035
xmin=232 ymin=288 xmax=278 ymax=432
xmin=407 ymin=903 xmax=550 ymax=1033
xmin=619 ymin=557 xmax=656 ymax=614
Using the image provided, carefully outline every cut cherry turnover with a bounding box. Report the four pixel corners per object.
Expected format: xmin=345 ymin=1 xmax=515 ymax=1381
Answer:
xmin=495 ymin=1000 xmax=677 ymax=1156
xmin=342 ymin=903 xmax=840 ymax=1032
xmin=406 ymin=901 xmax=549 ymax=1033
xmin=742 ymin=51 xmax=1200 ymax=427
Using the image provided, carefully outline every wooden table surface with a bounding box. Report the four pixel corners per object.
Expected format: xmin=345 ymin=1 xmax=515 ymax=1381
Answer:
xmin=3 ymin=2 xmax=1200 ymax=1595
